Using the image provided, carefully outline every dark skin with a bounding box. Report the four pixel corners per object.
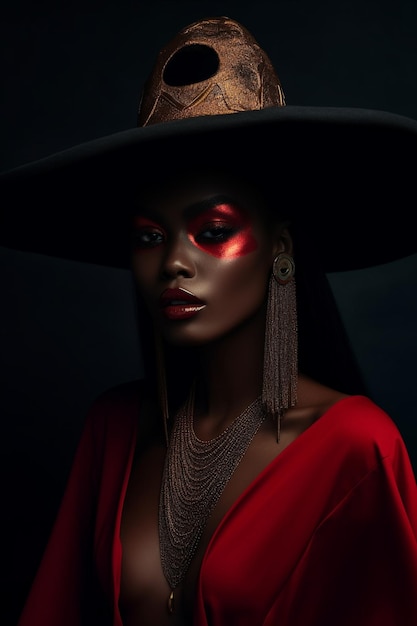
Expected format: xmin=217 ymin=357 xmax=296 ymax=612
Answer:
xmin=119 ymin=170 xmax=348 ymax=625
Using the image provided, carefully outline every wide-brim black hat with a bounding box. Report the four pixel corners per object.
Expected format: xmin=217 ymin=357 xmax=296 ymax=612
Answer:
xmin=1 ymin=16 xmax=416 ymax=272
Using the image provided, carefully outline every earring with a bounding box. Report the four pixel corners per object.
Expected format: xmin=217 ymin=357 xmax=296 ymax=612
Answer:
xmin=262 ymin=253 xmax=298 ymax=442
xmin=154 ymin=330 xmax=170 ymax=446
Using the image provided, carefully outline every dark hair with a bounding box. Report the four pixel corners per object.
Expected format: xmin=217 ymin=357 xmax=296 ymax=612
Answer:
xmin=292 ymin=223 xmax=367 ymax=396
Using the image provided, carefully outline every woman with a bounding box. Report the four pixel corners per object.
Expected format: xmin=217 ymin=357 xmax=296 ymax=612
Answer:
xmin=2 ymin=16 xmax=417 ymax=626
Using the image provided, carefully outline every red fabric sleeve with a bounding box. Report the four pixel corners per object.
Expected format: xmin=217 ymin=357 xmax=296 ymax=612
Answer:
xmin=264 ymin=443 xmax=417 ymax=626
xmin=17 ymin=381 xmax=140 ymax=626
xmin=17 ymin=409 xmax=101 ymax=626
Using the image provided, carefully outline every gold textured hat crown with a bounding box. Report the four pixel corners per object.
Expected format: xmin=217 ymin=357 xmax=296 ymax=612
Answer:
xmin=2 ymin=15 xmax=417 ymax=271
xmin=138 ymin=16 xmax=285 ymax=127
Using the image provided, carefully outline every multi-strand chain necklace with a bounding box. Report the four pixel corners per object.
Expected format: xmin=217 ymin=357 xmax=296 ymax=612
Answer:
xmin=158 ymin=388 xmax=265 ymax=613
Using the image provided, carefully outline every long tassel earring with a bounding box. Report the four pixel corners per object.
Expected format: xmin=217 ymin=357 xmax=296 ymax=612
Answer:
xmin=262 ymin=253 xmax=298 ymax=442
xmin=154 ymin=331 xmax=170 ymax=446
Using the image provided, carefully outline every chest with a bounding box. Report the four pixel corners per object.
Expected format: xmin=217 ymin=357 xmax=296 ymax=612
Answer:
xmin=118 ymin=419 xmax=305 ymax=623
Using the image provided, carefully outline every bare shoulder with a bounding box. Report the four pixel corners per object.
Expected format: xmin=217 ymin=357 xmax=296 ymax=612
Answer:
xmin=85 ymin=378 xmax=166 ymax=450
xmin=284 ymin=374 xmax=350 ymax=427
xmin=257 ymin=376 xmax=351 ymax=452
xmin=293 ymin=375 xmax=405 ymax=461
xmin=86 ymin=378 xmax=154 ymax=427
xmin=91 ymin=378 xmax=145 ymax=404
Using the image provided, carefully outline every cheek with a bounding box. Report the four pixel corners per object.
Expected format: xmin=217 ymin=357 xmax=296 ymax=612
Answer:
xmin=191 ymin=227 xmax=258 ymax=259
xmin=205 ymin=255 xmax=270 ymax=304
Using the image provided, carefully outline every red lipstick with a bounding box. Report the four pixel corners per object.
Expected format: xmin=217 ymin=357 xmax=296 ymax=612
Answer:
xmin=160 ymin=287 xmax=206 ymax=320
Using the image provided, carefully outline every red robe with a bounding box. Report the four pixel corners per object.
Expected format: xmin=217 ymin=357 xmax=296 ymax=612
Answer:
xmin=18 ymin=381 xmax=417 ymax=625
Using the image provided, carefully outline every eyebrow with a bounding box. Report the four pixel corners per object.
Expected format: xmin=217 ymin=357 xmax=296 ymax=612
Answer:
xmin=183 ymin=195 xmax=236 ymax=219
xmin=133 ymin=207 xmax=164 ymax=223
xmin=135 ymin=194 xmax=237 ymax=222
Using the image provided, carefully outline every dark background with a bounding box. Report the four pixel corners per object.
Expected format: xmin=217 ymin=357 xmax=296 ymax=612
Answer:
xmin=1 ymin=1 xmax=417 ymax=624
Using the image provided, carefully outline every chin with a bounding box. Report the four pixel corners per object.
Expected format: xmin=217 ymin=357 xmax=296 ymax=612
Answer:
xmin=161 ymin=326 xmax=214 ymax=348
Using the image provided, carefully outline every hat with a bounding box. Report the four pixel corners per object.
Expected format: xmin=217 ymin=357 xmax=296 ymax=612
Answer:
xmin=1 ymin=16 xmax=416 ymax=272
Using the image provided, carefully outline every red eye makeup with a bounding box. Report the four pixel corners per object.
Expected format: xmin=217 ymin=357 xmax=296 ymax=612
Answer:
xmin=188 ymin=203 xmax=257 ymax=258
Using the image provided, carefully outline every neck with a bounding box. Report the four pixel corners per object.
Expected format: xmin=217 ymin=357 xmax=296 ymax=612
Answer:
xmin=195 ymin=305 xmax=266 ymax=428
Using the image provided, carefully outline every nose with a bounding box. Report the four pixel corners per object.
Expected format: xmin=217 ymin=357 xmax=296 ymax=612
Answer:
xmin=161 ymin=232 xmax=196 ymax=280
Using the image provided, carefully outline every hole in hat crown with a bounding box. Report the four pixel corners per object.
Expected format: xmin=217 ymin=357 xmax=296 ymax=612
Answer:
xmin=163 ymin=44 xmax=220 ymax=86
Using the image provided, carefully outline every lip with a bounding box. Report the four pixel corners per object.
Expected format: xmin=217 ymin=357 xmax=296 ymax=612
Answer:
xmin=160 ymin=287 xmax=206 ymax=320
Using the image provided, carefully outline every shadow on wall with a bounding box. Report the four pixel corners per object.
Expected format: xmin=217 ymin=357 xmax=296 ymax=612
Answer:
xmin=328 ymin=251 xmax=417 ymax=470
xmin=0 ymin=246 xmax=143 ymax=626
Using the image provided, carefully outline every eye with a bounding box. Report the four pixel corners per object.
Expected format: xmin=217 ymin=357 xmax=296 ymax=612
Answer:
xmin=195 ymin=223 xmax=237 ymax=243
xmin=132 ymin=228 xmax=165 ymax=249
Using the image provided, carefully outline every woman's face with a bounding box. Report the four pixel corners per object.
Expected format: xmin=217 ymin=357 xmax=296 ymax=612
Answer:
xmin=131 ymin=169 xmax=288 ymax=346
